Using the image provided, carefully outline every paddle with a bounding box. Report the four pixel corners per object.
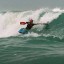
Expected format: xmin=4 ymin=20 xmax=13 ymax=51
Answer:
xmin=35 ymin=23 xmax=49 ymax=25
xmin=20 ymin=22 xmax=26 ymax=25
xmin=20 ymin=22 xmax=49 ymax=25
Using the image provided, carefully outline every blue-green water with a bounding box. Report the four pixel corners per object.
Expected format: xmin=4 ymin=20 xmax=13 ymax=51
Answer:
xmin=0 ymin=36 xmax=64 ymax=64
xmin=0 ymin=8 xmax=64 ymax=64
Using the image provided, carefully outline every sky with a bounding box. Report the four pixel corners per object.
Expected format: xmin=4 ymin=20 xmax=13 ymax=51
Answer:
xmin=0 ymin=0 xmax=64 ymax=11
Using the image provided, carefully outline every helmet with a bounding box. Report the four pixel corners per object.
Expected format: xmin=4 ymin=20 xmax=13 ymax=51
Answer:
xmin=29 ymin=19 xmax=33 ymax=22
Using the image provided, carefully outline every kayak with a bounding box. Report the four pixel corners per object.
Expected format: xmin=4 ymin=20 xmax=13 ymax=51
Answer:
xmin=18 ymin=28 xmax=28 ymax=34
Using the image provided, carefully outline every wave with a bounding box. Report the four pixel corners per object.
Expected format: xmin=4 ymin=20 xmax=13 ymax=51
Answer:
xmin=42 ymin=13 xmax=64 ymax=39
xmin=0 ymin=8 xmax=64 ymax=38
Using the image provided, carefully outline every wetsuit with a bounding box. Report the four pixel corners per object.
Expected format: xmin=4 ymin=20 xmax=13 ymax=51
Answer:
xmin=26 ymin=22 xmax=36 ymax=30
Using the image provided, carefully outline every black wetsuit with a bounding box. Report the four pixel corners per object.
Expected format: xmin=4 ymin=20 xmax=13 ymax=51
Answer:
xmin=26 ymin=23 xmax=35 ymax=30
xmin=26 ymin=22 xmax=37 ymax=30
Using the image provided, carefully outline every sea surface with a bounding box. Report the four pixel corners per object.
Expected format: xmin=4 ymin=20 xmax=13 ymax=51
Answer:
xmin=0 ymin=8 xmax=64 ymax=64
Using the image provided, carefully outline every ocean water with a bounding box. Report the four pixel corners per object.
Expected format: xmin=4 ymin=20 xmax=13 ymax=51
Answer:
xmin=0 ymin=8 xmax=64 ymax=64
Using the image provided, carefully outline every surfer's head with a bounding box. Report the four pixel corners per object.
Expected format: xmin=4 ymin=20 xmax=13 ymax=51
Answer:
xmin=29 ymin=19 xmax=33 ymax=23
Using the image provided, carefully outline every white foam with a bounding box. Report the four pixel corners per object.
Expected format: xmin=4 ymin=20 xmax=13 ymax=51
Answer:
xmin=23 ymin=32 xmax=40 ymax=37
xmin=40 ymin=12 xmax=61 ymax=23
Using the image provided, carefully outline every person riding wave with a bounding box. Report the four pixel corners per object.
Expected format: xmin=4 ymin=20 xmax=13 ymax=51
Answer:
xmin=26 ymin=19 xmax=37 ymax=30
xmin=19 ymin=19 xmax=37 ymax=34
xmin=19 ymin=19 xmax=49 ymax=34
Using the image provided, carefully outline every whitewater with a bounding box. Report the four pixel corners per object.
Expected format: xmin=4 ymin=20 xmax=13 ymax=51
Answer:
xmin=0 ymin=8 xmax=63 ymax=38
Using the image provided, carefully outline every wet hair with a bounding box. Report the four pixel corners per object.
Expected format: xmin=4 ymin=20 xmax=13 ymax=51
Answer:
xmin=29 ymin=19 xmax=33 ymax=22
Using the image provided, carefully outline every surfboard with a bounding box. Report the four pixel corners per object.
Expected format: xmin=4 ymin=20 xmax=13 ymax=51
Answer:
xmin=18 ymin=28 xmax=28 ymax=34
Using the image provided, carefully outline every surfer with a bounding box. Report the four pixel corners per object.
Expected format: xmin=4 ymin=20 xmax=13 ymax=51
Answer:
xmin=26 ymin=19 xmax=49 ymax=30
xmin=19 ymin=19 xmax=37 ymax=34
xmin=25 ymin=19 xmax=37 ymax=30
xmin=19 ymin=19 xmax=49 ymax=34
